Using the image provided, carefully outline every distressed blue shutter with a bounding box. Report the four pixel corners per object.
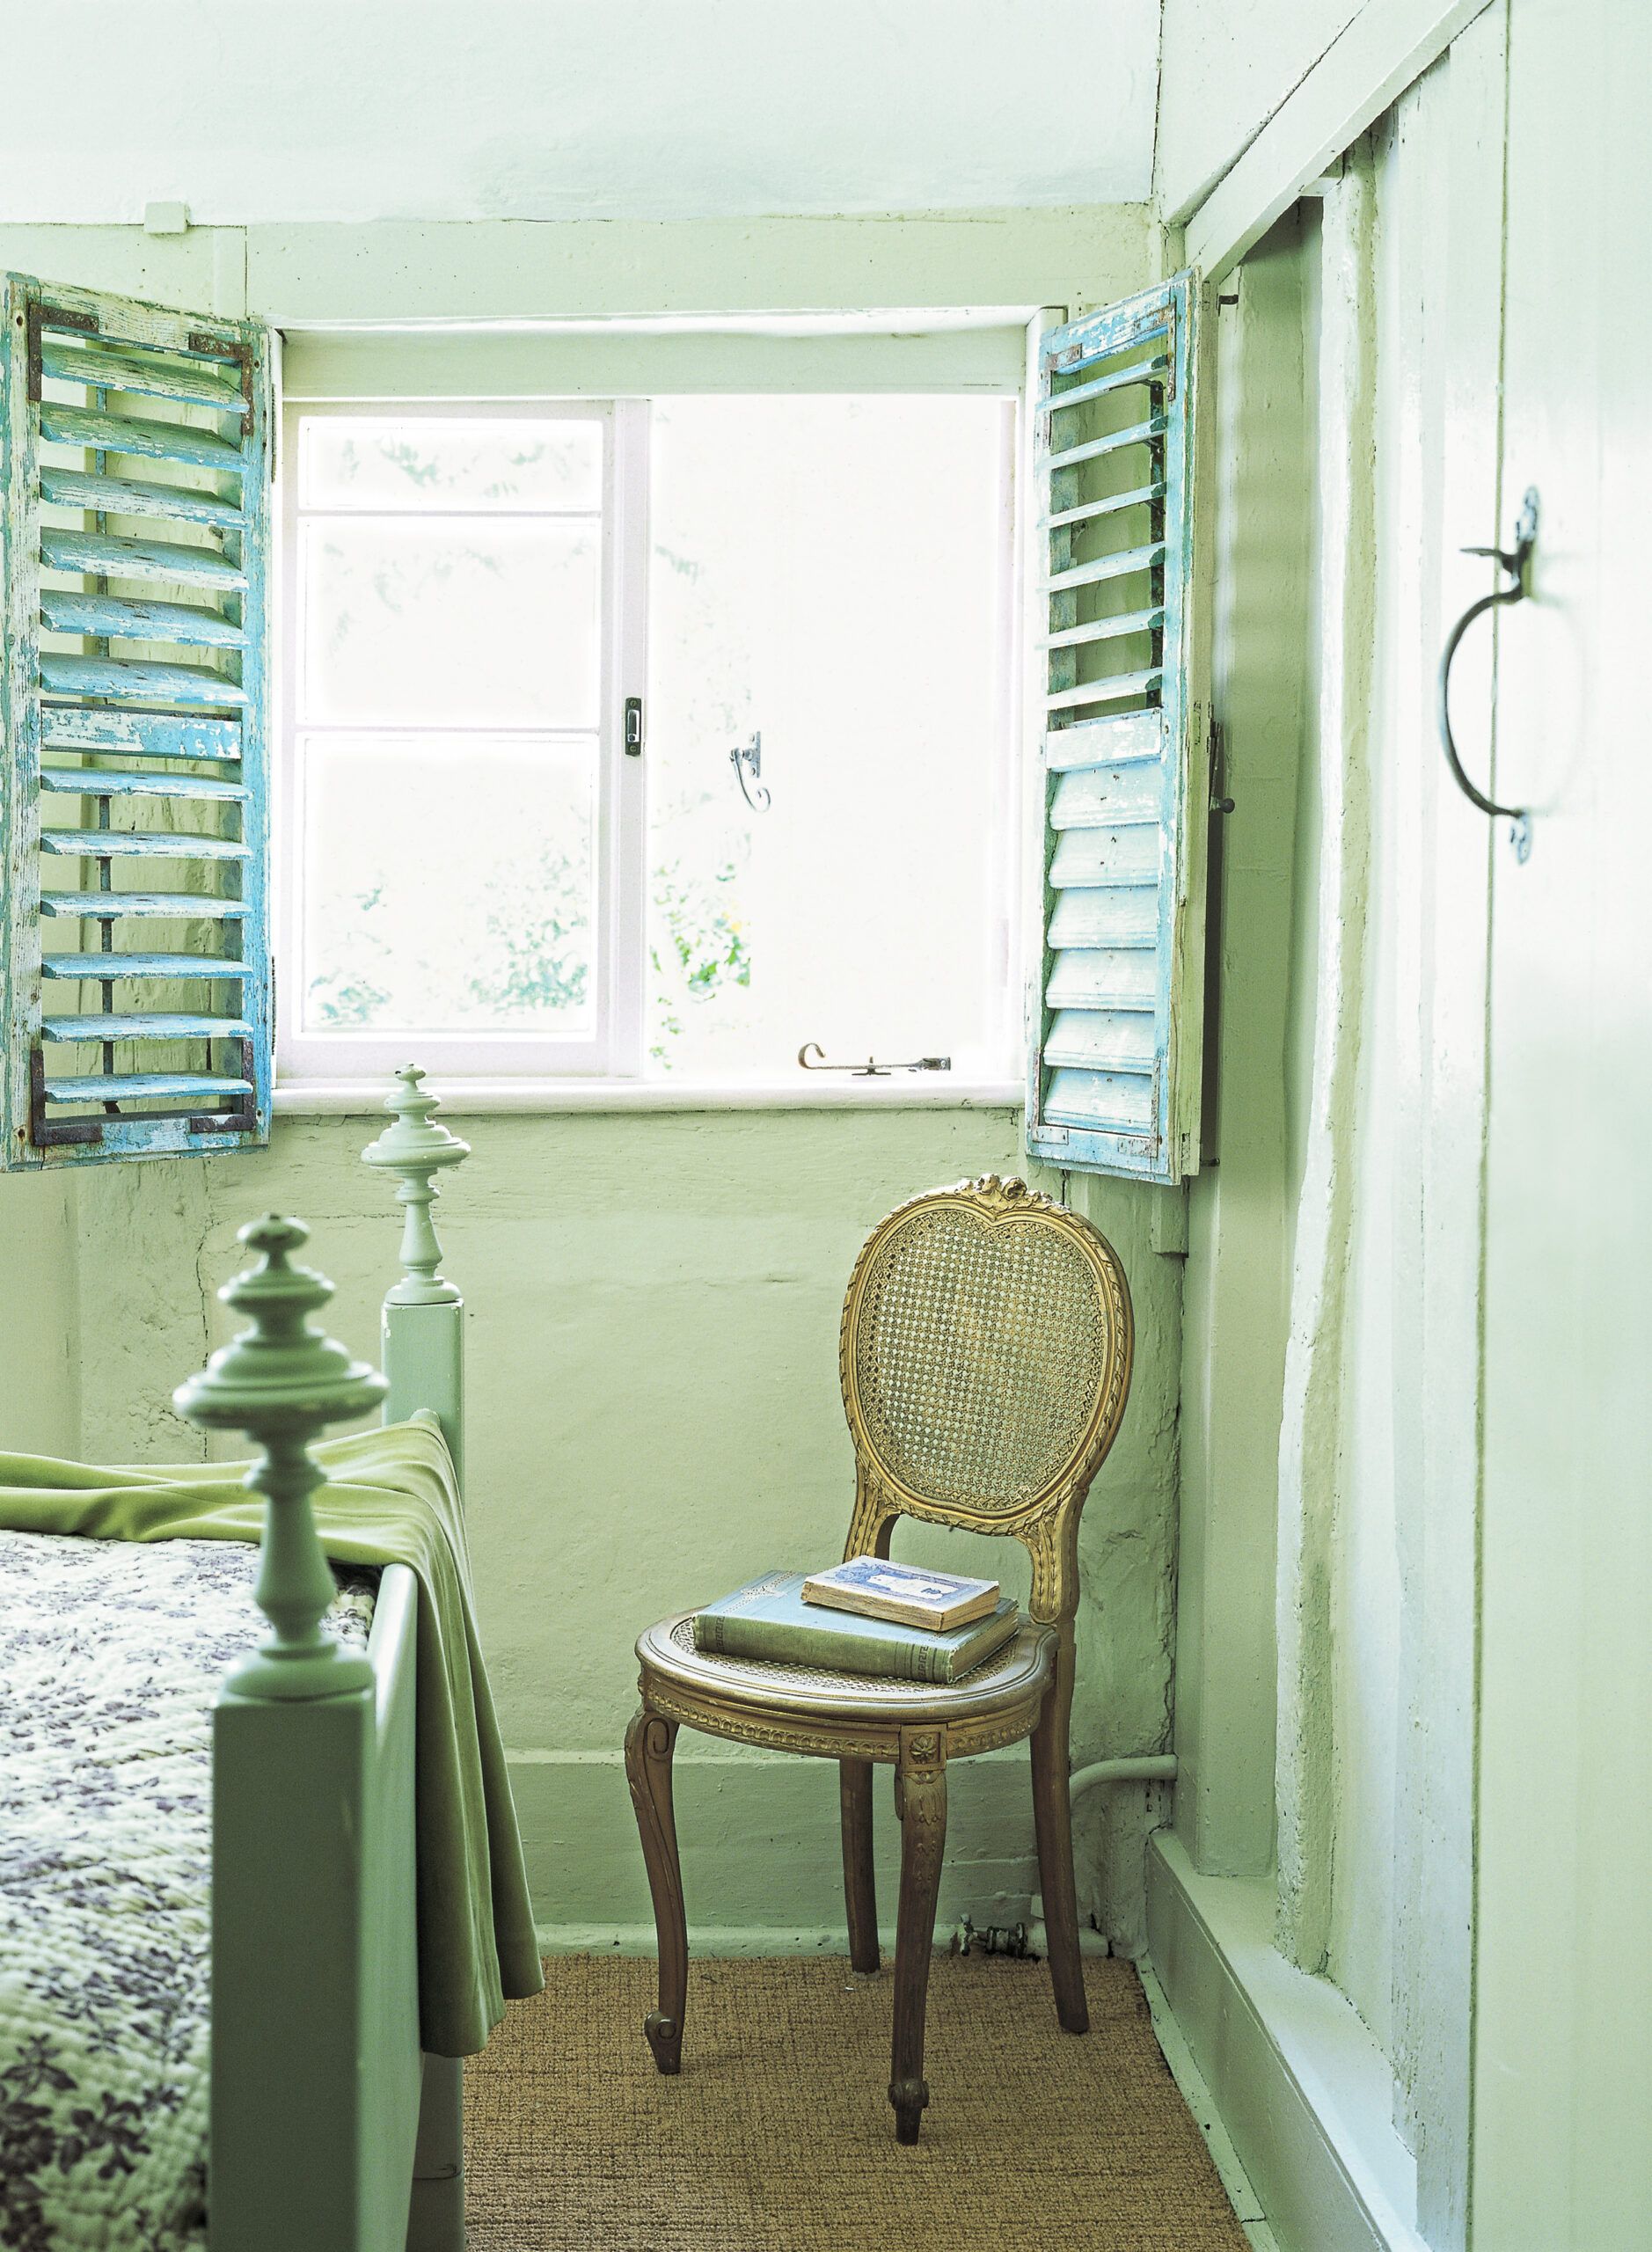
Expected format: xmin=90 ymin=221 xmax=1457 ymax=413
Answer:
xmin=0 ymin=276 xmax=271 ymax=1167
xmin=1026 ymin=273 xmax=1206 ymax=1184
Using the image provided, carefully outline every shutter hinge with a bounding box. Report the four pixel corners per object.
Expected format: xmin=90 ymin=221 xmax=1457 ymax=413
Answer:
xmin=26 ymin=303 xmax=98 ymax=405
xmin=1163 ymin=297 xmax=1178 ymax=406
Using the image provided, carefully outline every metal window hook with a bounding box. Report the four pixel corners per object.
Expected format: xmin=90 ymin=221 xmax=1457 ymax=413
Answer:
xmin=730 ymin=730 xmax=770 ymax=812
xmin=1437 ymin=486 xmax=1538 ymax=862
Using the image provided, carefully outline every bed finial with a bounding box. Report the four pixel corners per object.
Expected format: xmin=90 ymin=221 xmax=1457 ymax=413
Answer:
xmin=361 ymin=1063 xmax=472 ymax=1307
xmin=173 ymin=1212 xmax=388 ymax=1702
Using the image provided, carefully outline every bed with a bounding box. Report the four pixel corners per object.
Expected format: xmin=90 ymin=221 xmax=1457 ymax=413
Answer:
xmin=0 ymin=1065 xmax=515 ymax=2252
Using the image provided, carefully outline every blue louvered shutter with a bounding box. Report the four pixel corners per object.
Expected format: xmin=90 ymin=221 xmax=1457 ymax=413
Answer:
xmin=1026 ymin=273 xmax=1206 ymax=1184
xmin=0 ymin=276 xmax=271 ymax=1167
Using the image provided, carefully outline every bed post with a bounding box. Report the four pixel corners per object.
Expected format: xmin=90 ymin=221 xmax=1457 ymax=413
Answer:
xmin=181 ymin=1217 xmax=420 ymax=2252
xmin=362 ymin=1064 xmax=471 ymax=2252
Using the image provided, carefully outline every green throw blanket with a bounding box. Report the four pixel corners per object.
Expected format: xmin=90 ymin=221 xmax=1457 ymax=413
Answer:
xmin=0 ymin=1412 xmax=544 ymax=2057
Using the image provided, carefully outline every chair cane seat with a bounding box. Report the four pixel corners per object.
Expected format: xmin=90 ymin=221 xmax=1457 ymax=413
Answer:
xmin=635 ymin=1609 xmax=1056 ymax=1761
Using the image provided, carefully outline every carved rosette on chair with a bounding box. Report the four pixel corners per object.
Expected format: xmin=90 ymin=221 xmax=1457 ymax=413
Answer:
xmin=626 ymin=1173 xmax=1135 ymax=2145
xmin=173 ymin=1213 xmax=388 ymax=1703
xmin=361 ymin=1064 xmax=473 ymax=1309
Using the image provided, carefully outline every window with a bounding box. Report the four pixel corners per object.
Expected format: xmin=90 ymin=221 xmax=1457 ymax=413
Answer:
xmin=278 ymin=386 xmax=1017 ymax=1092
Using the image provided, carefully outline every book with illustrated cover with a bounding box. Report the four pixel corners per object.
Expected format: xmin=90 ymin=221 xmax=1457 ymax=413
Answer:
xmin=801 ymin=1554 xmax=1002 ymax=1631
xmin=691 ymin=1570 xmax=1020 ymax=1684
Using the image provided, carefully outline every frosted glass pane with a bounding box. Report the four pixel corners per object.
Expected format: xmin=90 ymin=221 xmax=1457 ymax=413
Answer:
xmin=301 ymin=418 xmax=603 ymax=511
xmin=646 ymin=395 xmax=1011 ymax=1080
xmin=301 ymin=735 xmax=594 ymax=1033
xmin=301 ymin=519 xmax=600 ymax=728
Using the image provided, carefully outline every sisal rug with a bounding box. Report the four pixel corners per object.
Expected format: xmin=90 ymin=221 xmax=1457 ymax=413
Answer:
xmin=465 ymin=1953 xmax=1248 ymax=2250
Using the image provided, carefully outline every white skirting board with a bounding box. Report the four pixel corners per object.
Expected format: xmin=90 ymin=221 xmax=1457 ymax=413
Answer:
xmin=1145 ymin=1832 xmax=1429 ymax=2252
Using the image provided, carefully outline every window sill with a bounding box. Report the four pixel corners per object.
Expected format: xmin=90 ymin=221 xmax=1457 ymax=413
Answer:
xmin=273 ymin=1076 xmax=1025 ymax=1118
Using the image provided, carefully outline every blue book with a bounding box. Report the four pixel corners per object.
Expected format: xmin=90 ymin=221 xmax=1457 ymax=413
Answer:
xmin=692 ymin=1569 xmax=1020 ymax=1684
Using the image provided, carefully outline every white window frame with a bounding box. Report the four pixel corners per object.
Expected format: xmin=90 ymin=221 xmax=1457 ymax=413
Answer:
xmin=276 ymin=394 xmax=649 ymax=1083
xmin=274 ymin=333 xmax=1027 ymax=1110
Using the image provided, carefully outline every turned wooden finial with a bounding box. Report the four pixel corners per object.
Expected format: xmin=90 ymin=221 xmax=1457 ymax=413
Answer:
xmin=173 ymin=1213 xmax=387 ymax=1702
xmin=360 ymin=1064 xmax=471 ymax=1307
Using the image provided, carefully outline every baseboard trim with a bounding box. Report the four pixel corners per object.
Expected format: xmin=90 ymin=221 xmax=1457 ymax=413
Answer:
xmin=1145 ymin=1832 xmax=1427 ymax=2252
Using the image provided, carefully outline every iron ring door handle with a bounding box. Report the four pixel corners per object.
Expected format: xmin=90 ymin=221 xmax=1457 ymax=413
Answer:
xmin=1436 ymin=486 xmax=1538 ymax=861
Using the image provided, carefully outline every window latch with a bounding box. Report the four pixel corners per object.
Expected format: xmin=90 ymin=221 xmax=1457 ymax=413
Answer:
xmin=730 ymin=730 xmax=770 ymax=811
xmin=624 ymin=696 xmax=645 ymax=757
xmin=797 ymin=1043 xmax=952 ymax=1078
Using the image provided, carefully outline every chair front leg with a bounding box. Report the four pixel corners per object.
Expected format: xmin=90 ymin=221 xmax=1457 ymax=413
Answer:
xmin=888 ymin=1727 xmax=947 ymax=2144
xmin=839 ymin=1759 xmax=880 ymax=1973
xmin=625 ymin=1703 xmax=687 ymax=2073
xmin=1029 ymin=1627 xmax=1088 ymax=2034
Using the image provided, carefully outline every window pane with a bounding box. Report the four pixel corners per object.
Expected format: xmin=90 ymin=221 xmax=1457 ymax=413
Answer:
xmin=300 ymin=734 xmax=595 ymax=1034
xmin=301 ymin=417 xmax=603 ymax=511
xmin=300 ymin=518 xmax=600 ymax=729
xmin=646 ymin=395 xmax=1011 ymax=1079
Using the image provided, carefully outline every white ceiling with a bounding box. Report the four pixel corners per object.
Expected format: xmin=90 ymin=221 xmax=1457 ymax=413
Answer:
xmin=0 ymin=1 xmax=1162 ymax=226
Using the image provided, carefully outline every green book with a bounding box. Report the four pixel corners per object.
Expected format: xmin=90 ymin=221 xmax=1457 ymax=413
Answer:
xmin=692 ymin=1570 xmax=1020 ymax=1684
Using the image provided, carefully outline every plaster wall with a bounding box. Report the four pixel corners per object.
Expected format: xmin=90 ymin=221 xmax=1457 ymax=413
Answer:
xmin=1171 ymin=19 xmax=1508 ymax=2242
xmin=0 ymin=202 xmax=1185 ymax=1949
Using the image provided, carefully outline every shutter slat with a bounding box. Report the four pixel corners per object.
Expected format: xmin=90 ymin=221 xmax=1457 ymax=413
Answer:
xmin=1043 ymin=1010 xmax=1159 ymax=1073
xmin=1045 ymin=606 xmax=1162 ymax=652
xmin=42 ymin=1071 xmax=252 ymax=1102
xmin=1045 ymin=667 xmax=1163 ymax=713
xmin=1044 ymin=1067 xmax=1157 ymax=1134
xmin=40 ymin=890 xmax=251 ymax=919
xmin=1046 ymin=948 xmax=1159 ymax=1010
xmin=40 ymin=766 xmax=246 ymax=802
xmin=41 ymin=1013 xmax=252 ymax=1042
xmin=1045 ymin=542 xmax=1166 ymax=594
xmin=1048 ymin=414 xmax=1166 ymax=472
xmin=1044 ymin=710 xmax=1165 ymax=771
xmin=1050 ymin=764 xmax=1161 ymax=830
xmin=1042 ymin=484 xmax=1165 ymax=530
xmin=40 ymin=338 xmax=244 ymax=413
xmin=1043 ymin=355 xmax=1170 ymax=416
xmin=40 ymin=827 xmax=249 ymax=861
xmin=39 ymin=465 xmax=245 ymax=530
xmin=1050 ymin=826 xmax=1162 ymax=889
xmin=39 ymin=403 xmax=245 ymax=473
xmin=41 ymin=952 xmax=253 ymax=980
xmin=1049 ymin=888 xmax=1160 ymax=949
xmin=41 ymin=527 xmax=245 ymax=591
xmin=40 ymin=588 xmax=244 ymax=648
xmin=41 ymin=707 xmax=241 ymax=761
xmin=40 ymin=653 xmax=247 ymax=705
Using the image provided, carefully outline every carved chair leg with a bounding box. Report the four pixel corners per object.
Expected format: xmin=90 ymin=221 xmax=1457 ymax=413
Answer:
xmin=888 ymin=1729 xmax=947 ymax=2144
xmin=840 ymin=1759 xmax=880 ymax=1973
xmin=1029 ymin=1632 xmax=1088 ymax=2035
xmin=625 ymin=1704 xmax=687 ymax=2073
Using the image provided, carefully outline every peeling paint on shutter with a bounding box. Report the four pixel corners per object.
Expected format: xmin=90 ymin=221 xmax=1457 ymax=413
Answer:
xmin=0 ymin=276 xmax=272 ymax=1166
xmin=1026 ymin=273 xmax=1206 ymax=1185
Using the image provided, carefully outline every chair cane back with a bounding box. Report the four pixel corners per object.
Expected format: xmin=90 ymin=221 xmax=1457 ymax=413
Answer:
xmin=626 ymin=1174 xmax=1135 ymax=2144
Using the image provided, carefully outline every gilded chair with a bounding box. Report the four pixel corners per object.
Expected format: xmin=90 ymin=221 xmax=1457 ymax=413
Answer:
xmin=624 ymin=1174 xmax=1134 ymax=2143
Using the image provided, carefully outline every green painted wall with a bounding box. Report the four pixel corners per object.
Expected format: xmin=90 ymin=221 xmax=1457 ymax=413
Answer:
xmin=61 ymin=1107 xmax=1184 ymax=1948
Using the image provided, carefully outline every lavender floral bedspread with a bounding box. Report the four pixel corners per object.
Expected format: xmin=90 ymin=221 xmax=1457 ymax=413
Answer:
xmin=0 ymin=1530 xmax=376 ymax=2252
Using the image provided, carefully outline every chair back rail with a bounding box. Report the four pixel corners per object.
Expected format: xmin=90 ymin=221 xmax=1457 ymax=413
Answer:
xmin=838 ymin=1173 xmax=1133 ymax=1626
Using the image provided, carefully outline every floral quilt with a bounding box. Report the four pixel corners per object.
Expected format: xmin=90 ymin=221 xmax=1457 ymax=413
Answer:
xmin=0 ymin=1530 xmax=376 ymax=2252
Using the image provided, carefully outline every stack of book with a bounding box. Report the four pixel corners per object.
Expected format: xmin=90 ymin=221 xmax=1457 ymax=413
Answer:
xmin=692 ymin=1555 xmax=1018 ymax=1683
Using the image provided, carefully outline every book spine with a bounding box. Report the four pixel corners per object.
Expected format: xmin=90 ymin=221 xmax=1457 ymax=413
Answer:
xmin=701 ymin=1611 xmax=949 ymax=1683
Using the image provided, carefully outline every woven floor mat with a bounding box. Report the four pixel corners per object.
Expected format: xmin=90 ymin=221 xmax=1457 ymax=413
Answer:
xmin=465 ymin=1952 xmax=1248 ymax=2250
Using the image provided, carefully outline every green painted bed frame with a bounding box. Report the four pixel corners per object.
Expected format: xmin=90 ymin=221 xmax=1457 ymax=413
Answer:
xmin=177 ymin=1065 xmax=474 ymax=2252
